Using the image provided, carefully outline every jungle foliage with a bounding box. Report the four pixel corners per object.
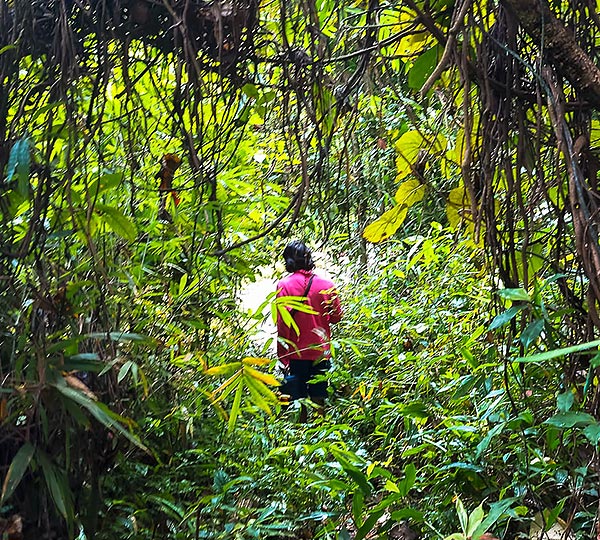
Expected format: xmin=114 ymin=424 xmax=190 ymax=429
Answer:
xmin=3 ymin=0 xmax=600 ymax=539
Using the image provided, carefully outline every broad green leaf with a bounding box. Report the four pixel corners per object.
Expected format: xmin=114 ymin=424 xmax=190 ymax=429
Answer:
xmin=556 ymin=391 xmax=574 ymax=413
xmin=355 ymin=509 xmax=384 ymax=540
xmin=466 ymin=504 xmax=485 ymax=538
xmin=497 ymin=288 xmax=530 ymax=302
xmin=476 ymin=422 xmax=505 ymax=458
xmin=352 ymin=489 xmax=364 ymax=525
xmin=390 ymin=508 xmax=424 ymax=522
xmin=6 ymin=137 xmax=31 ymax=196
xmin=456 ymin=497 xmax=468 ymax=535
xmin=395 ymin=130 xmax=446 ymax=180
xmin=398 ymin=463 xmax=416 ymax=496
xmin=489 ymin=306 xmax=523 ymax=330
xmin=385 ymin=479 xmax=400 ymax=493
xmin=583 ymin=423 xmax=600 ymax=444
xmin=399 ymin=401 xmax=429 ymax=418
xmin=408 ymin=45 xmax=440 ymax=90
xmin=545 ymin=412 xmax=597 ymax=428
xmin=0 ymin=442 xmax=35 ymax=505
xmin=95 ymin=204 xmax=137 ymax=242
xmin=447 ymin=184 xmax=474 ymax=229
xmin=471 ymin=497 xmax=519 ymax=539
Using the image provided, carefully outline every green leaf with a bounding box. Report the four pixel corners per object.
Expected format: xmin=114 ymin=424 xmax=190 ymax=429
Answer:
xmin=6 ymin=137 xmax=31 ymax=196
xmin=520 ymin=319 xmax=544 ymax=350
xmin=408 ymin=46 xmax=440 ymax=90
xmin=497 ymin=288 xmax=530 ymax=301
xmin=545 ymin=412 xmax=597 ymax=428
xmin=516 ymin=339 xmax=600 ymax=363
xmin=228 ymin=379 xmax=244 ymax=431
xmin=36 ymin=450 xmax=73 ymax=520
xmin=355 ymin=509 xmax=384 ymax=540
xmin=352 ymin=489 xmax=364 ymax=525
xmin=583 ymin=423 xmax=600 ymax=444
xmin=205 ymin=362 xmax=242 ymax=376
xmin=489 ymin=305 xmax=523 ymax=330
xmin=95 ymin=204 xmax=137 ymax=242
xmin=399 ymin=401 xmax=429 ymax=418
xmin=0 ymin=442 xmax=35 ymax=505
xmin=456 ymin=497 xmax=468 ymax=535
xmin=556 ymin=391 xmax=574 ymax=413
xmin=471 ymin=497 xmax=518 ymax=539
xmin=390 ymin=508 xmax=424 ymax=522
xmin=475 ymin=422 xmax=505 ymax=458
xmin=398 ymin=463 xmax=416 ymax=496
xmin=466 ymin=503 xmax=485 ymax=538
xmin=62 ymin=353 xmax=104 ymax=373
xmin=363 ymin=204 xmax=408 ymax=243
xmin=85 ymin=331 xmax=155 ymax=344
xmin=52 ymin=381 xmax=148 ymax=452
xmin=118 ymin=360 xmax=133 ymax=383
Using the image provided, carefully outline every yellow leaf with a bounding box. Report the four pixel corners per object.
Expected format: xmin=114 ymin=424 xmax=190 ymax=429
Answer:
xmin=446 ymin=184 xmax=473 ymax=230
xmin=385 ymin=479 xmax=400 ymax=493
xmin=244 ymin=365 xmax=280 ymax=387
xmin=394 ymin=179 xmax=426 ymax=206
xmin=205 ymin=362 xmax=242 ymax=377
xmin=395 ymin=131 xmax=446 ymax=181
xmin=395 ymin=131 xmax=425 ymax=180
xmin=363 ymin=205 xmax=408 ymax=243
xmin=242 ymin=357 xmax=271 ymax=367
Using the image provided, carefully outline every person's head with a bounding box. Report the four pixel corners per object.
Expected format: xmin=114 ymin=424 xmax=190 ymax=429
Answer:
xmin=282 ymin=240 xmax=315 ymax=273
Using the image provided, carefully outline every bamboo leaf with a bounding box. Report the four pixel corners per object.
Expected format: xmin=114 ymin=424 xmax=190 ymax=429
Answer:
xmin=241 ymin=356 xmax=271 ymax=367
xmin=95 ymin=204 xmax=137 ymax=242
xmin=228 ymin=379 xmax=244 ymax=431
xmin=52 ymin=382 xmax=148 ymax=452
xmin=244 ymin=365 xmax=280 ymax=386
xmin=489 ymin=306 xmax=523 ymax=330
xmin=515 ymin=339 xmax=600 ymax=363
xmin=205 ymin=362 xmax=242 ymax=377
xmin=36 ymin=450 xmax=73 ymax=520
xmin=0 ymin=442 xmax=35 ymax=505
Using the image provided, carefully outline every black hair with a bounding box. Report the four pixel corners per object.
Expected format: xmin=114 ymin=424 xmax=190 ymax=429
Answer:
xmin=282 ymin=240 xmax=315 ymax=273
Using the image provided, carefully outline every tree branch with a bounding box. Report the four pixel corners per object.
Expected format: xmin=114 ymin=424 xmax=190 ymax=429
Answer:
xmin=501 ymin=0 xmax=600 ymax=108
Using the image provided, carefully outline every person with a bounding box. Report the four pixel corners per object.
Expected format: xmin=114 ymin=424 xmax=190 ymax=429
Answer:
xmin=276 ymin=240 xmax=342 ymax=422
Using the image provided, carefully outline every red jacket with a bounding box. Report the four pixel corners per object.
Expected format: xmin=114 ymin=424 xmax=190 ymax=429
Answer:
xmin=276 ymin=269 xmax=342 ymax=363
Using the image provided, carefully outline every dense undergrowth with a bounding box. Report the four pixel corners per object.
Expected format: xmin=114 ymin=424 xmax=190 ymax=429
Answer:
xmin=66 ymin=227 xmax=596 ymax=540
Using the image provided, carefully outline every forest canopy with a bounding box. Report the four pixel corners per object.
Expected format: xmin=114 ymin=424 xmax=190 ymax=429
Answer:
xmin=3 ymin=0 xmax=600 ymax=539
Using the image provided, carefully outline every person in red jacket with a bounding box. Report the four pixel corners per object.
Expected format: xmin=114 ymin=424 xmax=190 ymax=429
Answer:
xmin=276 ymin=240 xmax=342 ymax=422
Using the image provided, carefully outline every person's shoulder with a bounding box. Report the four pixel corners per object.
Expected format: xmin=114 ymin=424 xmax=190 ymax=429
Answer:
xmin=313 ymin=273 xmax=337 ymax=289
